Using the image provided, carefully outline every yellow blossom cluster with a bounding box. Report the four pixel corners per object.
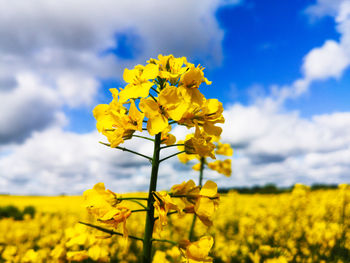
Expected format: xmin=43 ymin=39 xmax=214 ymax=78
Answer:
xmin=83 ymin=180 xmax=218 ymax=262
xmin=93 ymin=54 xmax=224 ymax=157
xmin=153 ymin=180 xmax=219 ymax=230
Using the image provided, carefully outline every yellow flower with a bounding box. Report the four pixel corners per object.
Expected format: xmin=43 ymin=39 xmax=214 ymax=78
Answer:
xmin=93 ymin=89 xmax=144 ymax=147
xmin=139 ymin=97 xmax=169 ymax=135
xmin=149 ymin=54 xmax=187 ymax=83
xmin=98 ymin=206 xmax=132 ymax=238
xmin=177 ymin=137 xmax=198 ymax=163
xmin=51 ymin=245 xmax=66 ymax=260
xmin=121 ymin=100 xmax=144 ymax=132
xmin=194 ymin=181 xmax=220 ymax=226
xmin=178 ymin=85 xmax=205 ymax=107
xmin=153 ymin=191 xmax=180 ymax=227
xmin=22 ymin=249 xmax=38 ymax=263
xmin=179 ymin=236 xmax=214 ymax=262
xmin=1 ymin=246 xmax=17 ymax=261
xmin=178 ymin=98 xmax=224 ymax=137
xmin=170 ymin=179 xmax=220 ymax=225
xmin=158 ymin=84 xmax=189 ymax=121
xmin=83 ymin=182 xmax=119 ymax=216
xmin=180 ymin=64 xmax=211 ymax=89
xmin=208 ymin=159 xmax=232 ymax=177
xmin=66 ymin=251 xmax=89 ymax=261
xmin=152 ymin=250 xmax=171 ymax=263
xmin=192 ymin=163 xmax=201 ymax=171
xmin=88 ymin=245 xmax=109 ymax=262
xmin=171 ymin=180 xmax=199 ymax=196
xmin=161 ymin=125 xmax=176 ymax=146
xmin=93 ymin=89 xmax=127 ymax=127
xmin=119 ymin=63 xmax=159 ymax=102
xmin=140 ymin=83 xmax=191 ymax=135
xmin=83 ymin=183 xmax=131 ymax=238
xmin=184 ymin=126 xmax=215 ymax=159
xmin=215 ymin=142 xmax=233 ymax=156
xmin=170 ymin=180 xmax=200 ymax=213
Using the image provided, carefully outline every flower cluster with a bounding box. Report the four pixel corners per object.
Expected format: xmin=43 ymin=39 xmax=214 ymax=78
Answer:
xmin=83 ymin=183 xmax=131 ymax=238
xmin=93 ymin=54 xmax=224 ymax=156
xmin=153 ymin=180 xmax=219 ymax=233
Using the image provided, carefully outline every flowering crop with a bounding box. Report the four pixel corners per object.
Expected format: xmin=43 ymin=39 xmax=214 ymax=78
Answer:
xmin=1 ymin=185 xmax=350 ymax=262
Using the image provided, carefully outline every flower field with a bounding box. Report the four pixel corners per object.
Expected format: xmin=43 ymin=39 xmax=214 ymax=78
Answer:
xmin=0 ymin=184 xmax=349 ymax=262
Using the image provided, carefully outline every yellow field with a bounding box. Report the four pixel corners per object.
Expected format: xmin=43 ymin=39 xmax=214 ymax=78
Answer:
xmin=0 ymin=185 xmax=349 ymax=262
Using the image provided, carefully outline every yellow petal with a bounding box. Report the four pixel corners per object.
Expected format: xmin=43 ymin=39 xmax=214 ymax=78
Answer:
xmin=147 ymin=114 xmax=169 ymax=135
xmin=123 ymin=68 xmax=136 ymax=83
xmin=200 ymin=181 xmax=217 ymax=197
xmin=141 ymin=63 xmax=159 ymax=79
xmin=186 ymin=236 xmax=214 ymax=261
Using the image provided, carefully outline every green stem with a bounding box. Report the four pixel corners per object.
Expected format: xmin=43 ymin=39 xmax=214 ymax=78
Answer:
xmin=131 ymin=209 xmax=148 ymax=213
xmin=189 ymin=157 xmax=205 ymax=241
xmin=188 ymin=214 xmax=197 ymax=241
xmin=118 ymin=197 xmax=148 ymax=201
xmin=151 ymin=238 xmax=178 ymax=245
xmin=128 ymin=200 xmax=147 ymax=210
xmin=154 ymin=211 xmax=178 ymax=220
xmin=79 ymin=221 xmax=143 ymax=241
xmin=198 ymin=157 xmax=205 ymax=187
xmin=142 ymin=133 xmax=162 ymax=263
xmin=170 ymin=194 xmax=218 ymax=200
xmin=160 ymin=144 xmax=185 ymax=150
xmin=149 ymin=93 xmax=158 ymax=103
xmin=151 ymin=87 xmax=159 ymax=94
xmin=133 ymin=134 xmax=155 ymax=142
xmin=99 ymin=142 xmax=153 ymax=161
xmin=159 ymin=150 xmax=186 ymax=163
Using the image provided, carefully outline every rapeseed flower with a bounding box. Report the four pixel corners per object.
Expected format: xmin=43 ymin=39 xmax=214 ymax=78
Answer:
xmin=179 ymin=236 xmax=214 ymax=262
xmin=119 ymin=63 xmax=159 ymax=102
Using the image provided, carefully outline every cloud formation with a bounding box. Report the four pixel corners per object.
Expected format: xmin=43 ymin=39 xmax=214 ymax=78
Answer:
xmin=220 ymin=104 xmax=350 ymax=187
xmin=0 ymin=0 xmax=235 ymax=145
xmin=1 ymin=101 xmax=349 ymax=195
xmin=0 ymin=73 xmax=65 ymax=144
xmin=267 ymin=0 xmax=350 ymax=104
xmin=1 ymin=0 xmax=349 ymax=195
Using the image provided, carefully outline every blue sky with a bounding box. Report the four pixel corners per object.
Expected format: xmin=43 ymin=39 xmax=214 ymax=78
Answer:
xmin=64 ymin=0 xmax=349 ymax=132
xmin=0 ymin=0 xmax=350 ymax=194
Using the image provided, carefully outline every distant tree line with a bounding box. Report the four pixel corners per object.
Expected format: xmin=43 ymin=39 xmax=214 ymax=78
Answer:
xmin=218 ymin=183 xmax=340 ymax=194
xmin=0 ymin=205 xmax=36 ymax=220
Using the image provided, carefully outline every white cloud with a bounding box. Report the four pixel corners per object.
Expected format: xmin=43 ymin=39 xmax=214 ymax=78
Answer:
xmin=302 ymin=0 xmax=350 ymax=83
xmin=0 ymin=125 xmax=207 ymax=195
xmin=0 ymin=73 xmax=65 ymax=144
xmin=0 ymin=0 xmax=238 ymax=144
xmin=1 ymin=0 xmax=350 ymax=195
xmin=264 ymin=0 xmax=350 ymax=104
xmin=305 ymin=0 xmax=344 ymax=18
xmin=1 ymin=100 xmax=350 ymax=195
xmin=219 ymin=103 xmax=350 ymax=187
xmin=302 ymin=40 xmax=349 ymax=80
xmin=57 ymin=73 xmax=98 ymax=108
xmin=0 ymin=128 xmax=152 ymax=195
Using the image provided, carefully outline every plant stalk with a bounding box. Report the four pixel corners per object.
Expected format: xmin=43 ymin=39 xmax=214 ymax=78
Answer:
xmin=142 ymin=133 xmax=162 ymax=262
xmin=188 ymin=157 xmax=205 ymax=241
